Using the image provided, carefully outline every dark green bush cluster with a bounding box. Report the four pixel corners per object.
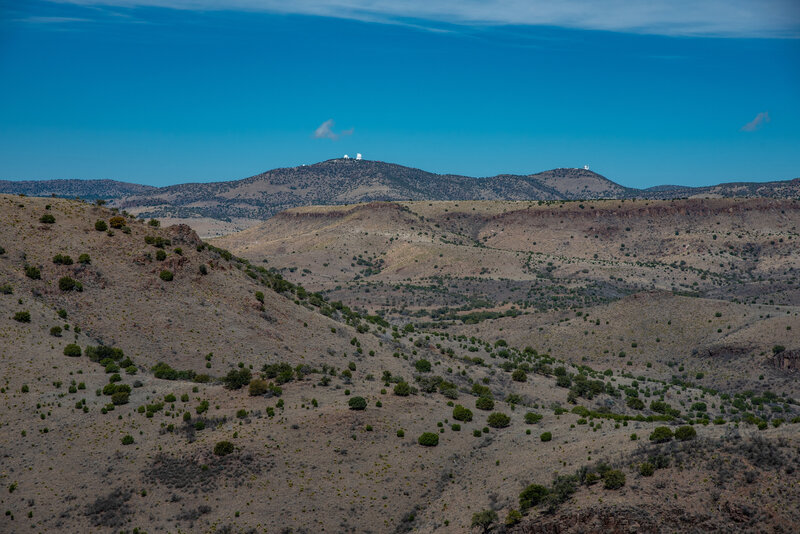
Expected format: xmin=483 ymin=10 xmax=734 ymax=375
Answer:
xmin=144 ymin=235 xmax=170 ymax=248
xmin=58 ymin=276 xmax=83 ymax=292
xmin=13 ymin=311 xmax=31 ymax=323
xmin=674 ymin=425 xmax=697 ymax=441
xmin=650 ymin=401 xmax=681 ymax=418
xmin=151 ymin=361 xmax=196 ymax=381
xmin=213 ymin=441 xmax=234 ymax=456
xmin=649 ymin=426 xmax=674 ymax=443
xmin=109 ymin=216 xmax=126 ymax=229
xmin=414 ymin=375 xmax=457 ymax=398
xmin=223 ymin=368 xmax=252 ymax=390
xmin=476 ymin=396 xmax=494 ymax=411
xmin=86 ymin=345 xmax=124 ymax=362
xmin=78 ymin=254 xmax=91 ymax=264
xmin=40 ymin=213 xmax=56 ymax=224
xmin=487 ymin=412 xmax=511 ymax=428
xmin=94 ymin=220 xmax=107 ymax=231
xmin=0 ymin=283 xmax=12 ymax=294
xmin=452 ymin=404 xmax=473 ymax=422
xmin=24 ymin=265 xmax=41 ymax=279
xmin=53 ymin=254 xmax=73 ymax=265
xmin=63 ymin=344 xmax=81 ymax=357
xmin=414 ymin=359 xmax=432 ymax=373
xmin=394 ymin=381 xmax=413 ymax=396
xmin=159 ymin=270 xmax=173 ymax=282
xmin=418 ymin=432 xmax=439 ymax=446
xmin=262 ymin=362 xmax=295 ymax=384
xmin=155 ymin=249 xmax=167 ymax=261
xmin=524 ymin=412 xmax=543 ymax=424
xmin=348 ymin=396 xmax=367 ymax=410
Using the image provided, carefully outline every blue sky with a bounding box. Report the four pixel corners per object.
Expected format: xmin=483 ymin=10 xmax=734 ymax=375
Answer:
xmin=0 ymin=1 xmax=798 ymax=188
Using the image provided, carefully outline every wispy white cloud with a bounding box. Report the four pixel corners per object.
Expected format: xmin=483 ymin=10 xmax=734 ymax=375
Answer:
xmin=48 ymin=0 xmax=800 ymax=38
xmin=313 ymin=119 xmax=352 ymax=141
xmin=740 ymin=112 xmax=771 ymax=132
xmin=17 ymin=16 xmax=92 ymax=24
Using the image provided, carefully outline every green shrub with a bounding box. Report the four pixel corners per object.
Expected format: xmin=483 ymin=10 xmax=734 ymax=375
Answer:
xmin=63 ymin=344 xmax=81 ymax=357
xmin=24 ymin=265 xmax=41 ymax=279
xmin=414 ymin=359 xmax=432 ymax=373
xmin=121 ymin=435 xmax=134 ymax=445
xmin=0 ymin=283 xmax=12 ymax=294
xmin=53 ymin=254 xmax=73 ymax=265
xmin=540 ymin=431 xmax=552 ymax=442
xmin=603 ymin=469 xmax=625 ymax=489
xmin=348 ymin=396 xmax=367 ymax=410
xmin=487 ymin=412 xmax=511 ymax=428
xmin=511 ymin=369 xmax=527 ymax=382
xmin=109 ymin=216 xmax=125 ymax=229
xmin=675 ymin=425 xmax=697 ymax=441
xmin=475 ymin=396 xmax=494 ymax=411
xmin=639 ymin=462 xmax=654 ymax=476
xmin=236 ymin=409 xmax=248 ymax=419
xmin=452 ymin=404 xmax=473 ymax=422
xmin=222 ymin=368 xmax=251 ymax=390
xmin=159 ymin=270 xmax=173 ymax=281
xmin=418 ymin=432 xmax=439 ymax=446
xmin=155 ymin=249 xmax=167 ymax=261
xmin=394 ymin=381 xmax=411 ymax=396
xmin=524 ymin=412 xmax=543 ymax=424
xmin=111 ymin=391 xmax=129 ymax=405
xmin=248 ymin=378 xmax=269 ymax=396
xmin=396 ymin=429 xmax=405 ymax=438
xmin=94 ymin=220 xmax=107 ymax=231
xmin=58 ymin=276 xmax=83 ymax=292
xmin=40 ymin=213 xmax=56 ymax=224
xmin=471 ymin=510 xmax=498 ymax=533
xmin=649 ymin=426 xmax=673 ymax=443
xmin=626 ymin=397 xmax=645 ymax=410
xmin=13 ymin=311 xmax=30 ymax=323
xmin=50 ymin=326 xmax=62 ymax=337
xmin=213 ymin=441 xmax=234 ymax=456
xmin=519 ymin=484 xmax=549 ymax=510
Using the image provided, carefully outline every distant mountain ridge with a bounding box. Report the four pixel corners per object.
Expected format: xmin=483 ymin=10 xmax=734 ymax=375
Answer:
xmin=1 ymin=159 xmax=797 ymax=224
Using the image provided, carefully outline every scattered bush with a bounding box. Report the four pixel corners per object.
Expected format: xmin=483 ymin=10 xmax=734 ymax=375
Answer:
xmin=63 ymin=344 xmax=81 ymax=357
xmin=675 ymin=425 xmax=697 ymax=441
xmin=0 ymin=283 xmax=12 ymax=294
xmin=471 ymin=509 xmax=498 ymax=533
xmin=519 ymin=484 xmax=549 ymax=510
xmin=511 ymin=368 xmax=527 ymax=382
xmin=639 ymin=462 xmax=654 ymax=476
xmin=348 ymin=396 xmax=367 ymax=410
xmin=475 ymin=396 xmax=494 ymax=411
xmin=13 ymin=311 xmax=31 ymax=323
xmin=603 ymin=469 xmax=625 ymax=489
xmin=58 ymin=276 xmax=83 ymax=292
xmin=159 ymin=270 xmax=173 ymax=282
xmin=53 ymin=254 xmax=73 ymax=265
xmin=649 ymin=426 xmax=674 ymax=443
xmin=156 ymin=249 xmax=167 ymax=261
xmin=94 ymin=220 xmax=107 ymax=231
xmin=394 ymin=381 xmax=411 ymax=396
xmin=222 ymin=368 xmax=251 ymax=390
xmin=78 ymin=253 xmax=91 ymax=264
xmin=524 ymin=412 xmax=543 ymax=424
xmin=121 ymin=435 xmax=134 ymax=445
xmin=50 ymin=326 xmax=62 ymax=337
xmin=213 ymin=441 xmax=234 ymax=456
xmin=452 ymin=404 xmax=473 ymax=422
xmin=418 ymin=432 xmax=439 ymax=446
xmin=248 ymin=378 xmax=269 ymax=396
xmin=111 ymin=391 xmax=129 ymax=405
xmin=487 ymin=412 xmax=511 ymax=428
xmin=24 ymin=265 xmax=41 ymax=279
xmin=414 ymin=359 xmax=432 ymax=373
xmin=109 ymin=216 xmax=125 ymax=229
xmin=39 ymin=213 xmax=55 ymax=224
xmin=540 ymin=431 xmax=552 ymax=442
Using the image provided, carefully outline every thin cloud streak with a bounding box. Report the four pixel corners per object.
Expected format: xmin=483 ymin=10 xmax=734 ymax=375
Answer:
xmin=49 ymin=0 xmax=800 ymax=38
xmin=313 ymin=119 xmax=352 ymax=141
xmin=740 ymin=112 xmax=771 ymax=132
